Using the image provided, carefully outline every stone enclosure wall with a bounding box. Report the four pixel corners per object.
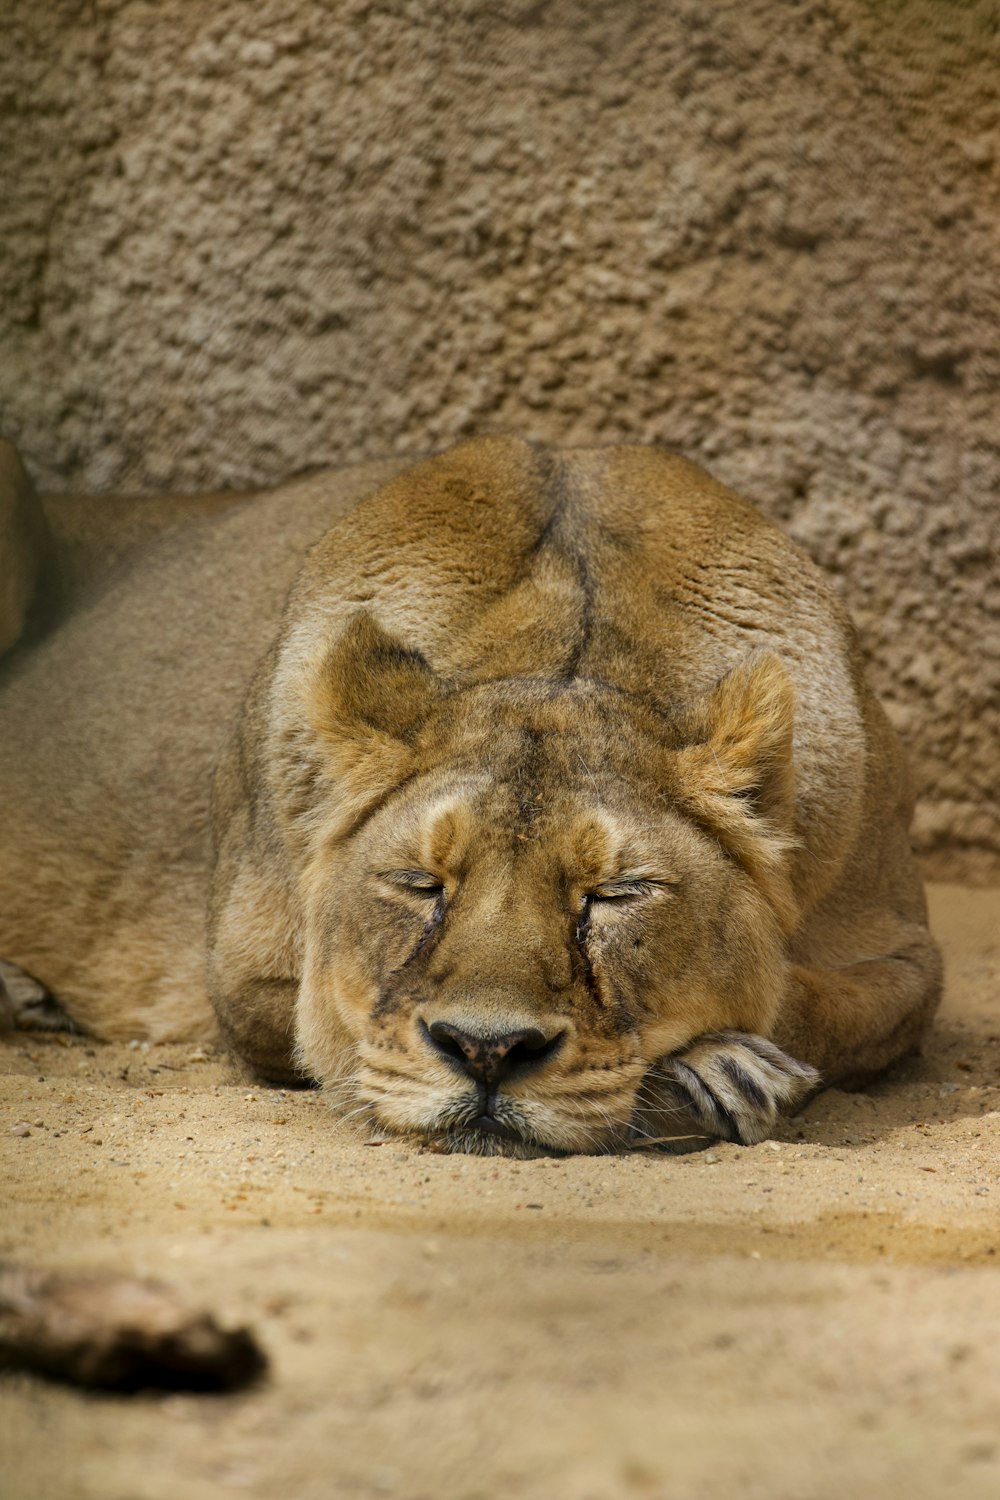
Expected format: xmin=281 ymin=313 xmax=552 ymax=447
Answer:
xmin=1 ymin=0 xmax=998 ymax=871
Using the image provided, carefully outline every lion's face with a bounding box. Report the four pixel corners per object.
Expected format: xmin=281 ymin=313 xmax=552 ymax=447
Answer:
xmin=290 ymin=645 xmax=796 ymax=1156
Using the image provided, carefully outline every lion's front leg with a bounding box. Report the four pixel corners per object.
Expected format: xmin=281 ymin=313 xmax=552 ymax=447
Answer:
xmin=644 ymin=1032 xmax=820 ymax=1146
xmin=208 ymin=711 xmax=312 ymax=1087
xmin=0 ymin=959 xmax=77 ymax=1034
xmin=209 ymin=973 xmax=308 ymax=1087
xmin=772 ymin=921 xmax=943 ymax=1088
xmin=208 ymin=839 xmax=308 ymax=1087
xmin=639 ymin=919 xmax=942 ymax=1146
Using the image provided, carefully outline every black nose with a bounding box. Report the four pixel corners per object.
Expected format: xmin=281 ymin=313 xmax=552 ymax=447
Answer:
xmin=421 ymin=1020 xmax=564 ymax=1085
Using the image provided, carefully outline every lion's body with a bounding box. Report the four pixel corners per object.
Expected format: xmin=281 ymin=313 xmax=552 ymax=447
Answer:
xmin=0 ymin=437 xmax=940 ymax=1151
xmin=0 ymin=452 xmax=407 ymax=1041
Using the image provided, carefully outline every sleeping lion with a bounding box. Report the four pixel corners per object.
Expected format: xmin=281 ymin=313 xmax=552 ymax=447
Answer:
xmin=0 ymin=436 xmax=941 ymax=1154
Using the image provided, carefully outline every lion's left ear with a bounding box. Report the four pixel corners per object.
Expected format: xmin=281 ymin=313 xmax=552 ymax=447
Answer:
xmin=315 ymin=612 xmax=440 ymax=743
xmin=667 ymin=652 xmax=798 ymax=922
xmin=305 ymin=611 xmax=442 ymax=836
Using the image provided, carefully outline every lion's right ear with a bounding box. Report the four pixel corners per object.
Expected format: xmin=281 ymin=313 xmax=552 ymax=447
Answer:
xmin=306 ymin=612 xmax=442 ymax=833
xmin=671 ymin=652 xmax=796 ymax=828
xmin=665 ymin=651 xmax=799 ymax=929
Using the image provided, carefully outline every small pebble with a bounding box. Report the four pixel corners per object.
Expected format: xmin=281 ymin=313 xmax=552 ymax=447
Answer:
xmin=11 ymin=1124 xmax=31 ymax=1137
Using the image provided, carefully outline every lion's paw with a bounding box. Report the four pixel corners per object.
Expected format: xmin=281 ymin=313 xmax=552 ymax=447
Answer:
xmin=0 ymin=959 xmax=76 ymax=1034
xmin=657 ymin=1031 xmax=820 ymax=1145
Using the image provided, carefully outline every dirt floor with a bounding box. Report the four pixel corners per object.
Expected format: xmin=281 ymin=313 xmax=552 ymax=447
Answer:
xmin=1 ymin=882 xmax=997 ymax=1500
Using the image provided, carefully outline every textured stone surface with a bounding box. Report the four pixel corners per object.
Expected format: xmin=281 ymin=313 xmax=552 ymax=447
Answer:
xmin=1 ymin=0 xmax=997 ymax=866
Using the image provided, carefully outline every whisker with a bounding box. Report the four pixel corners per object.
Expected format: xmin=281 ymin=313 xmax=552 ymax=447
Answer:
xmin=333 ymin=1101 xmax=378 ymax=1127
xmin=628 ymin=1133 xmax=710 ymax=1150
xmin=326 ymin=1085 xmax=360 ymax=1102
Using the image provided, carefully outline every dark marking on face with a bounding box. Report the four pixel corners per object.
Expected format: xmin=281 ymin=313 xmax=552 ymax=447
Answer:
xmin=568 ymin=898 xmax=639 ymax=1039
xmin=575 ymin=894 xmax=629 ymax=1026
xmin=573 ymin=899 xmax=604 ymax=1009
xmin=372 ymin=894 xmax=448 ymax=1017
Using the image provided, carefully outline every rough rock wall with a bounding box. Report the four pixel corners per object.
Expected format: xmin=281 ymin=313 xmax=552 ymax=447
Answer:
xmin=1 ymin=0 xmax=998 ymax=869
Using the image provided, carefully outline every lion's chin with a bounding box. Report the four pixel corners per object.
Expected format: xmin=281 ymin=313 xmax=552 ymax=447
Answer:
xmin=372 ymin=1113 xmax=562 ymax=1159
xmin=369 ymin=1111 xmax=621 ymax=1159
xmin=355 ymin=1087 xmax=627 ymax=1158
xmin=360 ymin=1108 xmax=570 ymax=1158
xmin=422 ymin=1127 xmax=559 ymax=1159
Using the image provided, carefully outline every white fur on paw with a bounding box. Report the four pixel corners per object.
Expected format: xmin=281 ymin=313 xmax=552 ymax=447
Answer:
xmin=659 ymin=1031 xmax=820 ymax=1145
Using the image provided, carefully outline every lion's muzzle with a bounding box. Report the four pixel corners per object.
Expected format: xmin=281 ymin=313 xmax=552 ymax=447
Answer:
xmin=419 ymin=1017 xmax=566 ymax=1132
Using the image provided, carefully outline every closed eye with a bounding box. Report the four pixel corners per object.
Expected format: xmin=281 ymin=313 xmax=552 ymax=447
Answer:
xmin=586 ymin=875 xmax=676 ymax=903
xmin=590 ymin=876 xmax=659 ymax=894
xmin=591 ymin=882 xmax=648 ymax=902
xmin=381 ymin=869 xmax=445 ymax=897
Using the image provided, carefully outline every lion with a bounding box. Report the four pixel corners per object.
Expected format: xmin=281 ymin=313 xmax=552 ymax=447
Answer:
xmin=0 ymin=436 xmax=941 ymax=1154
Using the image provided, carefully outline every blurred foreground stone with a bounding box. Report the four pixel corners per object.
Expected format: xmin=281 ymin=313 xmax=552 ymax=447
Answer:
xmin=0 ymin=1262 xmax=266 ymax=1392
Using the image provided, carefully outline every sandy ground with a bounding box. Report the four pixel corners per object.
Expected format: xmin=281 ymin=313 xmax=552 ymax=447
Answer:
xmin=1 ymin=882 xmax=997 ymax=1500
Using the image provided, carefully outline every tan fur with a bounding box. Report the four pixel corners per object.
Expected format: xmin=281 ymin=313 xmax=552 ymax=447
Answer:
xmin=0 ymin=442 xmax=50 ymax=657
xmin=0 ymin=437 xmax=941 ymax=1152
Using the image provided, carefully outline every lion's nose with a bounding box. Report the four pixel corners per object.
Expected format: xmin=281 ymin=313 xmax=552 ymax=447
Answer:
xmin=421 ymin=1019 xmax=565 ymax=1085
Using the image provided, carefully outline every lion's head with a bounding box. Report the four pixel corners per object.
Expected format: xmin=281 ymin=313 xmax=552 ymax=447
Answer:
xmin=281 ymin=609 xmax=800 ymax=1156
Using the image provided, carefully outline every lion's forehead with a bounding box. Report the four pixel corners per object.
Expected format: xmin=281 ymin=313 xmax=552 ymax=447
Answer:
xmin=421 ymin=674 xmax=668 ymax=749
xmin=365 ymin=766 xmax=691 ymax=891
